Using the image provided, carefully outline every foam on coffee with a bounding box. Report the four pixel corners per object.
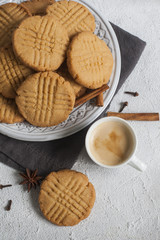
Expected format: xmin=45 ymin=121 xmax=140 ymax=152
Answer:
xmin=89 ymin=121 xmax=133 ymax=166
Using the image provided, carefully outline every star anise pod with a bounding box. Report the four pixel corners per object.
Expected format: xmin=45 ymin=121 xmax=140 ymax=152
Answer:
xmin=19 ymin=168 xmax=43 ymax=192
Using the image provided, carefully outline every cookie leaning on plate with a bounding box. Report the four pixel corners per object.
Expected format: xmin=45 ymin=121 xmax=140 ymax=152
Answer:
xmin=0 ymin=3 xmax=31 ymax=48
xmin=46 ymin=0 xmax=95 ymax=38
xmin=39 ymin=170 xmax=96 ymax=226
xmin=0 ymin=45 xmax=34 ymax=99
xmin=16 ymin=71 xmax=75 ymax=127
xmin=67 ymin=32 xmax=114 ymax=89
xmin=13 ymin=15 xmax=69 ymax=71
xmin=0 ymin=94 xmax=24 ymax=124
xmin=20 ymin=0 xmax=55 ymax=16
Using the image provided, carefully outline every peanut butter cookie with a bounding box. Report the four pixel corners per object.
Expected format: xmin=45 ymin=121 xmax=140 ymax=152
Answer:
xmin=16 ymin=71 xmax=75 ymax=127
xmin=0 ymin=94 xmax=24 ymax=124
xmin=13 ymin=15 xmax=69 ymax=71
xmin=46 ymin=0 xmax=95 ymax=38
xmin=39 ymin=170 xmax=96 ymax=226
xmin=57 ymin=62 xmax=86 ymax=99
xmin=21 ymin=0 xmax=55 ymax=16
xmin=0 ymin=45 xmax=33 ymax=99
xmin=67 ymin=32 xmax=114 ymax=89
xmin=0 ymin=3 xmax=31 ymax=48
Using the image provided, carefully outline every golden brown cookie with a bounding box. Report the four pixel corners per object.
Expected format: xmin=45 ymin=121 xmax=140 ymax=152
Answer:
xmin=20 ymin=0 xmax=55 ymax=16
xmin=0 ymin=94 xmax=24 ymax=124
xmin=57 ymin=62 xmax=86 ymax=99
xmin=16 ymin=71 xmax=75 ymax=127
xmin=67 ymin=32 xmax=114 ymax=89
xmin=13 ymin=15 xmax=69 ymax=71
xmin=39 ymin=170 xmax=96 ymax=226
xmin=0 ymin=45 xmax=34 ymax=99
xmin=46 ymin=0 xmax=95 ymax=38
xmin=0 ymin=3 xmax=31 ymax=48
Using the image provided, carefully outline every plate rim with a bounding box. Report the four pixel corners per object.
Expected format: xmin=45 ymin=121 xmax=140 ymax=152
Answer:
xmin=0 ymin=0 xmax=121 ymax=142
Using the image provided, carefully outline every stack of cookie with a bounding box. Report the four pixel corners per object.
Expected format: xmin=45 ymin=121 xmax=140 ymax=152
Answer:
xmin=0 ymin=0 xmax=113 ymax=127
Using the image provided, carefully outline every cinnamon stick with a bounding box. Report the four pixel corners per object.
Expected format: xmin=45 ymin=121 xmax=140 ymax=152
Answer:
xmin=96 ymin=93 xmax=104 ymax=107
xmin=107 ymin=112 xmax=159 ymax=121
xmin=75 ymin=84 xmax=109 ymax=108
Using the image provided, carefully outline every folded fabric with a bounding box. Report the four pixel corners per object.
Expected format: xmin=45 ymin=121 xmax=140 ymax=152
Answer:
xmin=0 ymin=23 xmax=146 ymax=176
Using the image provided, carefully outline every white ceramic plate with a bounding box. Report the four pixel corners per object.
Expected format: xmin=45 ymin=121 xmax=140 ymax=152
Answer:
xmin=0 ymin=0 xmax=121 ymax=141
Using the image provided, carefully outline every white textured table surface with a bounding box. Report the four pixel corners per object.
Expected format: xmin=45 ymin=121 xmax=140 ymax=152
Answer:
xmin=1 ymin=0 xmax=160 ymax=239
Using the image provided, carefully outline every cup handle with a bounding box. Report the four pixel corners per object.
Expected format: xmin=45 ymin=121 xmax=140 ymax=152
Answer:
xmin=128 ymin=156 xmax=147 ymax=172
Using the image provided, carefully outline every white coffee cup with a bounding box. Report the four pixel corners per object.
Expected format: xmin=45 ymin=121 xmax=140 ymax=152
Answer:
xmin=85 ymin=117 xmax=147 ymax=171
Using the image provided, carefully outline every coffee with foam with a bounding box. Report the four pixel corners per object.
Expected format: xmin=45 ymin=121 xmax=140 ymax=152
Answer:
xmin=89 ymin=121 xmax=134 ymax=166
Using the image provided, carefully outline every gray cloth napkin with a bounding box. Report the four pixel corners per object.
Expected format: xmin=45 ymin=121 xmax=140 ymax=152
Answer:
xmin=0 ymin=23 xmax=146 ymax=176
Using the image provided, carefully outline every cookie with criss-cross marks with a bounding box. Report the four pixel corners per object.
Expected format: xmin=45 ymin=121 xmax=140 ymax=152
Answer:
xmin=57 ymin=62 xmax=86 ymax=99
xmin=39 ymin=170 xmax=96 ymax=226
xmin=0 ymin=45 xmax=34 ymax=99
xmin=13 ymin=15 xmax=69 ymax=71
xmin=16 ymin=71 xmax=75 ymax=127
xmin=46 ymin=0 xmax=95 ymax=38
xmin=67 ymin=32 xmax=114 ymax=89
xmin=20 ymin=0 xmax=55 ymax=16
xmin=0 ymin=3 xmax=31 ymax=48
xmin=0 ymin=94 xmax=24 ymax=124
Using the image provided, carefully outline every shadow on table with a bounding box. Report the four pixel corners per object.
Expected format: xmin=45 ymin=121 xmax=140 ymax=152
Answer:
xmin=13 ymin=171 xmax=46 ymax=221
xmin=29 ymin=187 xmax=45 ymax=220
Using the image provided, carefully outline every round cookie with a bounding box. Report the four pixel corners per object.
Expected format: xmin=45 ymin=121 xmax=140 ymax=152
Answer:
xmin=20 ymin=0 xmax=55 ymax=16
xmin=46 ymin=0 xmax=95 ymax=39
xmin=13 ymin=15 xmax=69 ymax=71
xmin=67 ymin=32 xmax=114 ymax=89
xmin=0 ymin=3 xmax=31 ymax=48
xmin=39 ymin=170 xmax=96 ymax=226
xmin=0 ymin=94 xmax=24 ymax=124
xmin=57 ymin=62 xmax=86 ymax=99
xmin=0 ymin=45 xmax=34 ymax=99
xmin=16 ymin=71 xmax=75 ymax=127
